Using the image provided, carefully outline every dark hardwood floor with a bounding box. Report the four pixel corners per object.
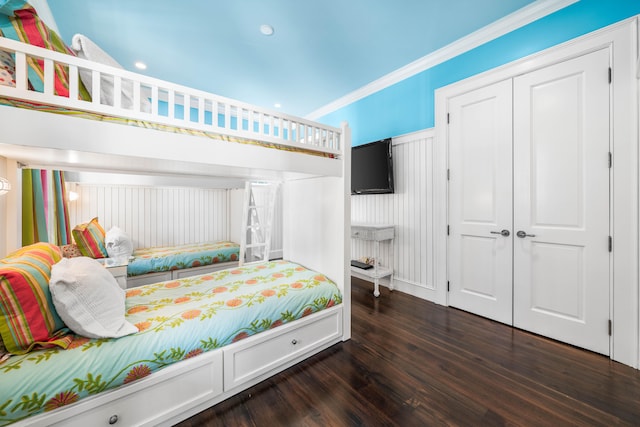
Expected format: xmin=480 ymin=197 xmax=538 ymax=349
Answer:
xmin=176 ymin=277 xmax=640 ymax=426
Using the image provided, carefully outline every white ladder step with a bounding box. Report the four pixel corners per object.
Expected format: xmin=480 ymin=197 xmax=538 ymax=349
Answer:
xmin=239 ymin=180 xmax=280 ymax=266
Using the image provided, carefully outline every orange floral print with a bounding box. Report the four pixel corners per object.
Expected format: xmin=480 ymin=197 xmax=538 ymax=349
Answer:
xmin=230 ymin=269 xmax=242 ymax=274
xmin=226 ymin=298 xmax=243 ymax=307
xmin=246 ymin=279 xmax=258 ymax=285
xmin=135 ymin=321 xmax=152 ymax=332
xmin=327 ymin=299 xmax=336 ymax=308
xmin=270 ymin=319 xmax=283 ymax=329
xmin=174 ymin=296 xmax=191 ymax=304
xmin=233 ymin=331 xmax=249 ymax=342
xmin=302 ymin=307 xmax=314 ymax=317
xmin=126 ymin=288 xmax=142 ymax=297
xmin=212 ymin=286 xmax=228 ymax=293
xmin=261 ymin=289 xmax=276 ymax=297
xmin=165 ymin=281 xmax=181 ymax=288
xmin=272 ymin=273 xmax=284 ymax=278
xmin=314 ymin=275 xmax=327 ymax=282
xmin=127 ymin=305 xmax=149 ymax=315
xmin=185 ymin=348 xmax=204 ymax=359
xmin=201 ymin=275 xmax=214 ymax=281
xmin=67 ymin=336 xmax=90 ymax=350
xmin=192 ymin=260 xmax=201 ymax=267
xmin=290 ymin=282 xmax=304 ymax=289
xmin=44 ymin=391 xmax=79 ymax=411
xmin=295 ymin=267 xmax=305 ymax=271
xmin=230 ymin=253 xmax=238 ymax=261
xmin=181 ymin=309 xmax=201 ymax=319
xmin=124 ymin=365 xmax=152 ymax=384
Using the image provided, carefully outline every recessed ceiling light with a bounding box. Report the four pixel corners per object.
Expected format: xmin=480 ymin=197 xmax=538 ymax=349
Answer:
xmin=260 ymin=24 xmax=274 ymax=36
xmin=134 ymin=61 xmax=147 ymax=70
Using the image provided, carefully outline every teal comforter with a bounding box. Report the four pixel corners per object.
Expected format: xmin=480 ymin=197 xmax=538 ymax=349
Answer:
xmin=127 ymin=241 xmax=240 ymax=276
xmin=0 ymin=260 xmax=341 ymax=425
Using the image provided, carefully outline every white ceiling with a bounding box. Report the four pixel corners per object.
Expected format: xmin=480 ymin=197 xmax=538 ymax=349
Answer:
xmin=47 ymin=0 xmax=537 ymax=118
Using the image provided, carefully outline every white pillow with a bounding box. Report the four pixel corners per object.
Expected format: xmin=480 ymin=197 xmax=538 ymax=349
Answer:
xmin=50 ymin=257 xmax=138 ymax=339
xmin=71 ymin=33 xmax=151 ymax=112
xmin=105 ymin=226 xmax=134 ymax=259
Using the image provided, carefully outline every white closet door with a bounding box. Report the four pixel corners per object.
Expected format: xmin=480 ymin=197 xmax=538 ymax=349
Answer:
xmin=448 ymin=80 xmax=513 ymax=324
xmin=513 ymin=48 xmax=610 ymax=355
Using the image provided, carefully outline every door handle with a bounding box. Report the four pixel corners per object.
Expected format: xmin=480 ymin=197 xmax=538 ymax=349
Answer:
xmin=516 ymin=230 xmax=536 ymax=238
xmin=490 ymin=229 xmax=510 ymax=237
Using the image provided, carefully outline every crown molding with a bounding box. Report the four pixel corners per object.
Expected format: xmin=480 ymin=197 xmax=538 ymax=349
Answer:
xmin=306 ymin=0 xmax=578 ymax=120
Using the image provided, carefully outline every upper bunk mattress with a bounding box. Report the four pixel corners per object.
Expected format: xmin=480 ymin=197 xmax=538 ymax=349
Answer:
xmin=0 ymin=98 xmax=337 ymax=158
xmin=127 ymin=240 xmax=240 ymax=277
xmin=0 ymin=260 xmax=342 ymax=425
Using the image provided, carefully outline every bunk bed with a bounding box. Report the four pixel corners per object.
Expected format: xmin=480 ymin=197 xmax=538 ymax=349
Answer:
xmin=0 ymin=7 xmax=350 ymax=426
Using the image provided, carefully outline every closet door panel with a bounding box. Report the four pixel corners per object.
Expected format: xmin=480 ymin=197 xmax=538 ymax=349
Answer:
xmin=448 ymin=80 xmax=513 ymax=324
xmin=513 ymin=48 xmax=610 ymax=355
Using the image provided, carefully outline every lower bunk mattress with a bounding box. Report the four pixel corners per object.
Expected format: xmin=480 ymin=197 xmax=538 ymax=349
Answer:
xmin=127 ymin=240 xmax=240 ymax=277
xmin=0 ymin=260 xmax=342 ymax=426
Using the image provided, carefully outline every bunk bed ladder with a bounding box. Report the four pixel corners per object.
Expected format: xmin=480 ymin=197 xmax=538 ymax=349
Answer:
xmin=239 ymin=181 xmax=280 ymax=266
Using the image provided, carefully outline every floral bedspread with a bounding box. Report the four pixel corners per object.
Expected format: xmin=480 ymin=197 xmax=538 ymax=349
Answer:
xmin=0 ymin=260 xmax=342 ymax=425
xmin=127 ymin=241 xmax=240 ymax=276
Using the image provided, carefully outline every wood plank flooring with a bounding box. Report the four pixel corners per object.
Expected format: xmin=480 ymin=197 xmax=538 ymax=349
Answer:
xmin=176 ymin=277 xmax=640 ymax=426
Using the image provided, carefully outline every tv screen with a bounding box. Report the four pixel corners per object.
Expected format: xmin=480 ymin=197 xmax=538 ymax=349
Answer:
xmin=351 ymin=138 xmax=394 ymax=195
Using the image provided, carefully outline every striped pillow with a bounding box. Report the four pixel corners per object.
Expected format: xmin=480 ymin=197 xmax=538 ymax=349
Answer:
xmin=0 ymin=242 xmax=72 ymax=354
xmin=0 ymin=3 xmax=90 ymax=99
xmin=72 ymin=217 xmax=108 ymax=259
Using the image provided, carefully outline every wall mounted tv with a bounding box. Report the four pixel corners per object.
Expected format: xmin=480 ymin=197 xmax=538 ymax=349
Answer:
xmin=351 ymin=138 xmax=394 ymax=195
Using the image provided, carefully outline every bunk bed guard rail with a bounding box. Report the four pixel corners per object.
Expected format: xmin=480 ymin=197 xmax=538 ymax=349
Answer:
xmin=0 ymin=37 xmax=342 ymax=157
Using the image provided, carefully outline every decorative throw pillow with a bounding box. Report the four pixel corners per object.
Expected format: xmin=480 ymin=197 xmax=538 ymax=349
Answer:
xmin=60 ymin=243 xmax=82 ymax=258
xmin=0 ymin=3 xmax=90 ymax=99
xmin=49 ymin=257 xmax=138 ymax=339
xmin=72 ymin=217 xmax=108 ymax=259
xmin=105 ymin=226 xmax=134 ymax=259
xmin=0 ymin=242 xmax=72 ymax=354
xmin=0 ymin=49 xmax=15 ymax=87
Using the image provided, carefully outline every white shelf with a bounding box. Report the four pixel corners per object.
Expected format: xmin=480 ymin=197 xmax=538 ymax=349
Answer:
xmin=350 ymin=266 xmax=393 ymax=280
xmin=350 ymin=223 xmax=394 ymax=297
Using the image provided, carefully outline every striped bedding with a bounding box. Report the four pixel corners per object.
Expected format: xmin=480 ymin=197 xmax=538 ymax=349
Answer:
xmin=0 ymin=260 xmax=342 ymax=425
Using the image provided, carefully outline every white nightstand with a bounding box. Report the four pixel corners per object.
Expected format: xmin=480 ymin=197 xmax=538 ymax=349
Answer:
xmin=350 ymin=223 xmax=395 ymax=297
xmin=97 ymin=257 xmax=129 ymax=290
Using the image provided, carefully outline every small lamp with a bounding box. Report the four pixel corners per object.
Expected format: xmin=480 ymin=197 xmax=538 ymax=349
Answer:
xmin=0 ymin=177 xmax=10 ymax=195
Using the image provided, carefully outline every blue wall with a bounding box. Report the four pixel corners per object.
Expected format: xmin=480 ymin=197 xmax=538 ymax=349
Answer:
xmin=320 ymin=0 xmax=640 ymax=146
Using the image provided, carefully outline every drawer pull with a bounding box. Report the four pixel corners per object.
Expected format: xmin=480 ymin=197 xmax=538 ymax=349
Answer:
xmin=291 ymin=339 xmax=298 ymax=345
xmin=109 ymin=415 xmax=119 ymax=424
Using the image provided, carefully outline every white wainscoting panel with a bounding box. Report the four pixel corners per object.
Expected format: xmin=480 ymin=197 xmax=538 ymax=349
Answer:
xmin=68 ymin=184 xmax=231 ymax=250
xmin=351 ymin=129 xmax=435 ymax=300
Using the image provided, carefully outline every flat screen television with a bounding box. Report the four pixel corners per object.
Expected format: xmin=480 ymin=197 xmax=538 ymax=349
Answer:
xmin=351 ymin=138 xmax=394 ymax=195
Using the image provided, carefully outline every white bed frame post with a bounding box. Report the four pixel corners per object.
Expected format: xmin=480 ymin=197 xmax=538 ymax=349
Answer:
xmin=281 ymin=121 xmax=351 ymax=340
xmin=341 ymin=122 xmax=352 ymax=340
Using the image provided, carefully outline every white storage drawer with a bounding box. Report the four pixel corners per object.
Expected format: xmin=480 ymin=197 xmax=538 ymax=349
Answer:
xmin=126 ymin=271 xmax=172 ymax=288
xmin=223 ymin=306 xmax=342 ymax=391
xmin=351 ymin=225 xmax=394 ymax=241
xmin=44 ymin=350 xmax=223 ymax=427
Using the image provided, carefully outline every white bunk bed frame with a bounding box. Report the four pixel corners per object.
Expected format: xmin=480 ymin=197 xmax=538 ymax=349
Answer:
xmin=0 ymin=37 xmax=351 ymax=426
